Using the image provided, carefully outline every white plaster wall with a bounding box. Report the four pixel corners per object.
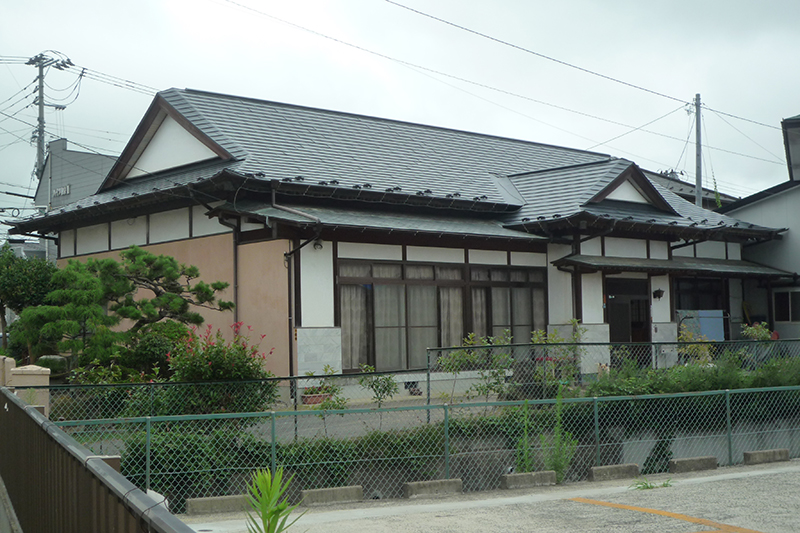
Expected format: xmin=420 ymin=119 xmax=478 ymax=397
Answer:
xmin=300 ymin=240 xmax=335 ymax=327
xmin=728 ymin=182 xmax=800 ymax=278
xmin=76 ymin=223 xmax=108 ymax=255
xmin=240 ymin=218 xmax=265 ymax=232
xmin=150 ymin=208 xmax=190 ymax=244
xmin=726 ymin=242 xmax=741 ymax=261
xmin=652 ymin=323 xmax=679 ymax=368
xmin=126 ymin=115 xmax=217 ymax=178
xmin=775 ymin=323 xmax=800 ymax=340
xmin=650 ymin=241 xmax=669 ymax=260
xmin=60 ymin=229 xmax=75 ymax=257
xmin=672 ymin=244 xmax=694 ymax=257
xmin=338 ymin=242 xmax=402 ymax=261
xmin=406 ymin=246 xmax=464 ymax=263
xmin=547 ymin=244 xmax=573 ymax=324
xmin=193 ymin=204 xmax=230 ymax=237
xmin=604 ymin=237 xmax=647 ymax=258
xmin=296 ymin=327 xmax=342 ymax=375
xmin=581 ymin=238 xmax=602 ymax=256
xmin=468 ymin=249 xmax=507 ymax=265
xmin=581 ymin=272 xmax=604 ymax=324
xmin=111 ymin=217 xmax=147 ymax=249
xmin=695 ymin=241 xmax=726 ymax=259
xmin=650 ymin=274 xmax=671 ymax=323
xmin=510 ymin=251 xmax=547 ymax=267
xmin=605 ymin=180 xmax=649 ymax=203
xmin=578 ymin=324 xmax=610 ymax=373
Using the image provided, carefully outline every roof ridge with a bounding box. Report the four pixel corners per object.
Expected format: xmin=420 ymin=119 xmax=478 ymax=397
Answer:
xmin=506 ymin=157 xmax=623 ymax=178
xmin=177 ymin=88 xmax=611 ymax=159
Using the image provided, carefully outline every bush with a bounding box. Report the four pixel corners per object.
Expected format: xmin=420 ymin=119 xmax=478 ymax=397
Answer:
xmin=167 ymin=323 xmax=278 ymax=414
xmin=122 ymin=428 xmax=271 ymax=514
xmin=120 ymin=321 xmax=190 ymax=376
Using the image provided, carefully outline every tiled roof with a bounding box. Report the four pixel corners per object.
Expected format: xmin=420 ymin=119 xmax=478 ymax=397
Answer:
xmin=8 ymin=88 xmax=784 ymax=241
xmin=167 ymin=88 xmax=610 ymax=205
xmin=216 ymin=201 xmax=544 ymax=241
xmin=554 ymin=254 xmax=793 ymax=278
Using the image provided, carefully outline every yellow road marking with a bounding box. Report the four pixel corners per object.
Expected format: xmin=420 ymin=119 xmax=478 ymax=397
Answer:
xmin=569 ymin=497 xmax=764 ymax=533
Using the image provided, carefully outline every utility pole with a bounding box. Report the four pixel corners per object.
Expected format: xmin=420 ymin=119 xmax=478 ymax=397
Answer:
xmin=694 ymin=93 xmax=702 ymax=207
xmin=25 ymin=53 xmax=73 ymax=181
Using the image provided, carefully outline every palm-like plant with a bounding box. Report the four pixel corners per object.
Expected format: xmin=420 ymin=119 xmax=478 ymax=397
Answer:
xmin=245 ymin=468 xmax=305 ymax=533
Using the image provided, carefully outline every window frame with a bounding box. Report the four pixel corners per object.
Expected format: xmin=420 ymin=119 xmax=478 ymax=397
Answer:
xmin=336 ymin=258 xmax=547 ymax=371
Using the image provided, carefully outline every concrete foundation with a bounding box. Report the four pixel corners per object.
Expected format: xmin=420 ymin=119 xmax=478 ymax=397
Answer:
xmin=588 ymin=463 xmax=639 ymax=481
xmin=300 ymin=485 xmax=363 ymax=506
xmin=402 ymin=479 xmax=462 ymax=499
xmin=669 ymin=456 xmax=718 ymax=474
xmin=743 ymin=449 xmax=790 ymax=465
xmin=499 ymin=471 xmax=557 ymax=489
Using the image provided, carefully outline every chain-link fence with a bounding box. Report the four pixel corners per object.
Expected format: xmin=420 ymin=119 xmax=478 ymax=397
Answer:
xmin=15 ymin=339 xmax=800 ymax=422
xmin=54 ymin=386 xmax=800 ymax=513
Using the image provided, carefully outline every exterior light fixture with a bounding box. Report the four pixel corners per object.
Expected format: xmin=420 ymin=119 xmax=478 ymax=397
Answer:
xmin=652 ymin=289 xmax=665 ymax=300
xmin=313 ymin=240 xmax=323 ymax=250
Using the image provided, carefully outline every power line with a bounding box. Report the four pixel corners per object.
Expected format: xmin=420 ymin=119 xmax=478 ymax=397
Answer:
xmin=585 ymin=106 xmax=684 ymax=151
xmin=218 ymin=0 xmax=781 ymax=167
xmin=384 ymin=1 xmax=782 ymax=132
xmin=707 ymin=108 xmax=784 ymax=163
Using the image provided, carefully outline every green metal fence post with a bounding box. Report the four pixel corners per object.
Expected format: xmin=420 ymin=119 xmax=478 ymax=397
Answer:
xmin=593 ymin=397 xmax=600 ymax=466
xmin=149 ymin=382 xmax=154 ymax=417
xmin=271 ymin=411 xmax=277 ymax=473
xmin=726 ymin=389 xmax=732 ymax=466
xmin=443 ymin=404 xmax=450 ymax=479
xmin=145 ymin=417 xmax=151 ymax=492
xmin=426 ymin=349 xmax=432 ymax=425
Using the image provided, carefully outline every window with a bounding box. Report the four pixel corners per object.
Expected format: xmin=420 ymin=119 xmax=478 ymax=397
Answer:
xmin=774 ymin=291 xmax=800 ymax=322
xmin=674 ymin=278 xmax=724 ymax=310
xmin=339 ymin=260 xmax=546 ymax=371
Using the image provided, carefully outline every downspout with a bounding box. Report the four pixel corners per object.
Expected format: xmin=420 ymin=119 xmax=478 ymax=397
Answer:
xmin=189 ymin=185 xmax=239 ymax=323
xmin=271 ymin=181 xmax=323 ymax=379
xmin=215 ymin=215 xmax=239 ymax=324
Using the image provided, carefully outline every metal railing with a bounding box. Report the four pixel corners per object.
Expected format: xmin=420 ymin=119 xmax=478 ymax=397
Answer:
xmin=52 ymin=386 xmax=800 ymax=513
xmin=0 ymin=386 xmax=194 ymax=533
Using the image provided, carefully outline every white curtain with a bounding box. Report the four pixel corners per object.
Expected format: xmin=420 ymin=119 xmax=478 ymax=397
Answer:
xmin=374 ymin=284 xmax=406 ymax=371
xmin=340 ymin=284 xmax=371 ymax=370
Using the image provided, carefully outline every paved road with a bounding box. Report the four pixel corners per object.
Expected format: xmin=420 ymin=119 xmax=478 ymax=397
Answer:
xmin=182 ymin=460 xmax=800 ymax=533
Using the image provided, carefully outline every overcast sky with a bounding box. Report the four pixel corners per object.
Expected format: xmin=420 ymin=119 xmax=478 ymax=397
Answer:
xmin=2 ymin=0 xmax=799 ymax=226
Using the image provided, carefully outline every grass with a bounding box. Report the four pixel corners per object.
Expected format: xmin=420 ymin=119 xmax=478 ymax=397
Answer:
xmin=629 ymin=477 xmax=673 ymax=490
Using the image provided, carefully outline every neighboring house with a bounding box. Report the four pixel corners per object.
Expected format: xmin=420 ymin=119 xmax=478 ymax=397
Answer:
xmin=645 ymin=169 xmax=738 ymax=210
xmin=9 ymin=89 xmax=793 ymax=376
xmin=14 ymin=138 xmax=118 ymax=261
xmin=34 ymin=138 xmax=118 ymax=212
xmin=719 ymin=113 xmax=800 ymax=339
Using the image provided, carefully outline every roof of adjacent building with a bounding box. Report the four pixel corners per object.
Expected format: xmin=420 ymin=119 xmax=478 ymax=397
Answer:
xmin=553 ymin=254 xmax=794 ymax=279
xmin=9 ymin=88 xmax=784 ymax=243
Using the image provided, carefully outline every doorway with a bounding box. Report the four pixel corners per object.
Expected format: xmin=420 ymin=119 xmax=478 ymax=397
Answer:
xmin=607 ymin=278 xmax=651 ymax=343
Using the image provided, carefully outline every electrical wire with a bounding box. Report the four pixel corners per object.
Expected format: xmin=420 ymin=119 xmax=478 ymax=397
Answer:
xmin=384 ymin=1 xmax=782 ymax=132
xmin=675 ymin=111 xmax=695 ymax=171
xmin=707 ymin=108 xmax=784 ymax=163
xmin=585 ymin=106 xmax=684 ymax=151
xmin=216 ymin=0 xmax=781 ymax=167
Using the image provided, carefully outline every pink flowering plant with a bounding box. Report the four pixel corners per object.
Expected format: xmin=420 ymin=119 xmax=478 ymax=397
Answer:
xmin=166 ymin=322 xmax=278 ymax=414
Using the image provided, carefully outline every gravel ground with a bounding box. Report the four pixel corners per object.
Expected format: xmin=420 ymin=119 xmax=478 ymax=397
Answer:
xmin=183 ymin=459 xmax=800 ymax=533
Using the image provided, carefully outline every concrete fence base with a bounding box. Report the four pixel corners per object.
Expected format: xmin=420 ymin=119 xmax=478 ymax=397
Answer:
xmin=669 ymin=456 xmax=718 ymax=474
xmin=185 ymin=495 xmax=248 ymax=515
xmin=402 ymin=479 xmax=462 ymax=498
xmin=300 ymin=485 xmax=363 ymax=506
xmin=499 ymin=471 xmax=557 ymax=489
xmin=588 ymin=464 xmax=639 ymax=482
xmin=743 ymin=449 xmax=790 ymax=465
